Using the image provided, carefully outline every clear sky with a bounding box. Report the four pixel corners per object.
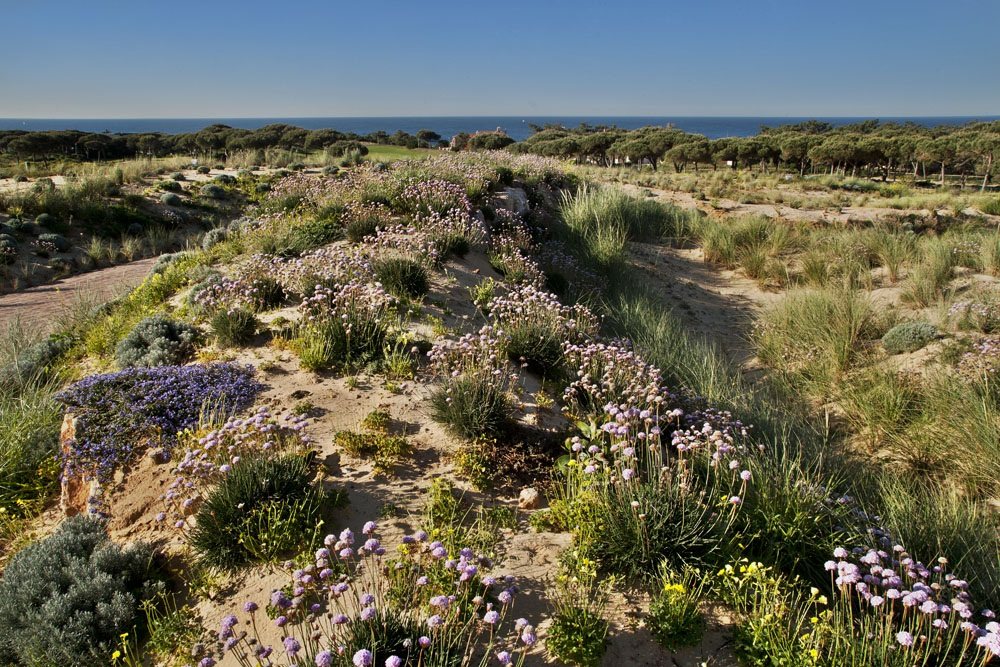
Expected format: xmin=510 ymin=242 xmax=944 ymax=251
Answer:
xmin=1 ymin=0 xmax=997 ymax=118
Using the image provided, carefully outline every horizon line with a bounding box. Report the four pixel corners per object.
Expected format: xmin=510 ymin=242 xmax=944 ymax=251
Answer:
xmin=2 ymin=114 xmax=999 ymax=121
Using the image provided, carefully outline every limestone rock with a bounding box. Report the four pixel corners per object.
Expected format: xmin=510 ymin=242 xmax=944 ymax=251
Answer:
xmin=518 ymin=487 xmax=541 ymax=510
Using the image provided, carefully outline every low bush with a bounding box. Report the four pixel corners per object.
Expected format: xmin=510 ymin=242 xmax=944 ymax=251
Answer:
xmin=0 ymin=516 xmax=162 ymax=667
xmin=196 ymin=165 xmax=211 ymax=175
xmin=37 ymin=233 xmax=70 ymax=252
xmin=200 ymin=184 xmax=226 ymax=199
xmin=149 ymin=251 xmax=193 ymax=275
xmin=210 ymin=307 xmax=258 ymax=347
xmin=201 ymin=226 xmax=228 ymax=250
xmin=160 ymin=192 xmax=182 ymax=207
xmin=115 ymin=315 xmax=199 ymax=368
xmin=373 ymin=256 xmax=429 ymax=298
xmin=881 ymin=321 xmax=937 ymax=354
xmin=170 ymin=172 xmax=185 ymax=181
xmin=188 ymin=454 xmax=325 ymax=570
xmin=56 ymin=364 xmax=262 ymax=479
xmin=345 ymin=216 xmax=379 ymax=243
xmin=157 ymin=180 xmax=182 ymax=193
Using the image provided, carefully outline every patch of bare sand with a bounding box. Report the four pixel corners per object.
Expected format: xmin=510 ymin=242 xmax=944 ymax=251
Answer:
xmin=630 ymin=241 xmax=780 ymax=372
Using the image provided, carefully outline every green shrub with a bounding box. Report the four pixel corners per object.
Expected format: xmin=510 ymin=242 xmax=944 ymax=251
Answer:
xmin=881 ymin=321 xmax=937 ymax=354
xmin=196 ymin=165 xmax=211 ymax=175
xmin=0 ymin=516 xmax=161 ymax=667
xmin=294 ymin=313 xmax=387 ymax=372
xmin=115 ymin=315 xmax=199 ymax=368
xmin=188 ymin=455 xmax=326 ymax=570
xmin=200 ymin=184 xmax=226 ymax=199
xmin=431 ymin=369 xmax=511 ymax=440
xmin=160 ymin=192 xmax=182 ymax=207
xmin=214 ymin=174 xmax=236 ymax=186
xmin=37 ymin=233 xmax=70 ymax=252
xmin=156 ymin=180 xmax=182 ymax=193
xmin=34 ymin=212 xmax=54 ymax=228
xmin=170 ymin=172 xmax=185 ymax=181
xmin=201 ymin=227 xmax=228 ymax=250
xmin=210 ymin=307 xmax=258 ymax=347
xmin=647 ymin=566 xmax=706 ymax=651
xmin=373 ymin=256 xmax=429 ymax=298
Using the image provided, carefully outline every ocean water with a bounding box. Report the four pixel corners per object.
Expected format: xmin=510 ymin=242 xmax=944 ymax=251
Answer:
xmin=0 ymin=116 xmax=996 ymax=141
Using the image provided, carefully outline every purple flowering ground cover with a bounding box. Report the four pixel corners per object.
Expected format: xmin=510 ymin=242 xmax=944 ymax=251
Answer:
xmin=55 ymin=363 xmax=263 ymax=479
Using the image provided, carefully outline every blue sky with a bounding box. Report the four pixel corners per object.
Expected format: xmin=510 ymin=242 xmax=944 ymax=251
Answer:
xmin=1 ymin=0 xmax=997 ymax=118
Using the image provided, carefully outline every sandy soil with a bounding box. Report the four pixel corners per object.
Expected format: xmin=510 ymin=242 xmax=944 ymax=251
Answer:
xmin=0 ymin=256 xmax=157 ymax=332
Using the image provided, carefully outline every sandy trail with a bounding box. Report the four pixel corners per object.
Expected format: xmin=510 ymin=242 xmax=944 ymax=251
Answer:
xmin=0 ymin=257 xmax=157 ymax=333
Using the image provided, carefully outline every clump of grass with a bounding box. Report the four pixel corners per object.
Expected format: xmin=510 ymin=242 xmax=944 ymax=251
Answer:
xmin=755 ymin=287 xmax=877 ymax=392
xmin=373 ymin=256 xmax=429 ymax=298
xmin=558 ymin=185 xmax=685 ymax=270
xmin=431 ymin=369 xmax=512 ymax=440
xmin=189 ymin=454 xmax=326 ymax=570
xmin=901 ymin=238 xmax=955 ymax=307
xmin=210 ymin=307 xmax=258 ymax=347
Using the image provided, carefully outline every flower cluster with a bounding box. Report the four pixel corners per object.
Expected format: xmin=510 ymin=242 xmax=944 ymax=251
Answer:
xmin=427 ymin=326 xmax=507 ymax=377
xmin=55 ymin=364 xmax=262 ymax=480
xmin=196 ymin=522 xmax=533 ymax=667
xmin=562 ymin=341 xmax=675 ymax=419
xmin=159 ymin=407 xmax=312 ymax=527
xmin=826 ymin=544 xmax=999 ymax=661
xmin=192 ymin=254 xmax=287 ymax=313
xmin=488 ymin=284 xmax=598 ymax=341
xmin=957 ymin=336 xmax=1000 ymax=382
xmin=949 ymin=297 xmax=1000 ymax=333
xmin=299 ymin=281 xmax=396 ymax=325
xmin=400 ymin=179 xmax=472 ymax=218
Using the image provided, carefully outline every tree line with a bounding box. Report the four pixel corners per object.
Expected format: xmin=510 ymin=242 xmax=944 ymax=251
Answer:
xmin=0 ymin=124 xmax=452 ymax=163
xmin=510 ymin=120 xmax=1000 ymax=190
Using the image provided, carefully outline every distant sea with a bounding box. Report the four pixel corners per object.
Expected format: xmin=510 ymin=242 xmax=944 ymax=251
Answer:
xmin=0 ymin=116 xmax=997 ymax=141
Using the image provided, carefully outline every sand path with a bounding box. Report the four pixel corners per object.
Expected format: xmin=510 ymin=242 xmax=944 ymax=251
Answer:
xmin=0 ymin=257 xmax=157 ymax=333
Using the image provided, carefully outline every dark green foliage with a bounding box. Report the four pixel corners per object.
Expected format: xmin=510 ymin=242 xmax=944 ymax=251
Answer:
xmin=288 ymin=216 xmax=343 ymax=250
xmin=210 ymin=307 xmax=259 ymax=347
xmin=115 ymin=315 xmax=199 ymax=368
xmin=37 ymin=233 xmax=70 ymax=252
xmin=188 ymin=455 xmax=326 ymax=570
xmin=196 ymin=165 xmax=211 ymax=175
xmin=213 ymin=174 xmax=236 ymax=186
xmin=0 ymin=516 xmax=161 ymax=667
xmin=881 ymin=321 xmax=938 ymax=354
xmin=34 ymin=213 xmax=54 ymax=228
xmin=373 ymin=257 xmax=429 ymax=298
xmin=170 ymin=172 xmax=185 ymax=181
xmin=431 ymin=370 xmax=511 ymax=440
xmin=160 ymin=192 xmax=182 ymax=207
